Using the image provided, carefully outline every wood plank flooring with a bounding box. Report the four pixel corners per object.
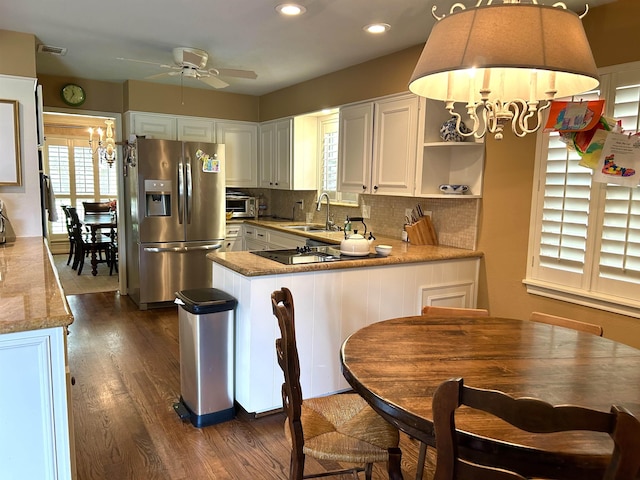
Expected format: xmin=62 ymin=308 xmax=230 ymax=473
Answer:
xmin=66 ymin=292 xmax=422 ymax=479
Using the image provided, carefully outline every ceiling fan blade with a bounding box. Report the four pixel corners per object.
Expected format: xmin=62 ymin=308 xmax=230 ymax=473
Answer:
xmin=198 ymin=75 xmax=229 ymax=89
xmin=144 ymin=72 xmax=173 ymax=80
xmin=117 ymin=57 xmax=177 ymax=70
xmin=213 ymin=68 xmax=258 ymax=79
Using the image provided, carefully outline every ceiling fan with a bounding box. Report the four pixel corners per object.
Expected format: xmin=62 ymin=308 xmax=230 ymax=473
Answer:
xmin=117 ymin=47 xmax=257 ymax=89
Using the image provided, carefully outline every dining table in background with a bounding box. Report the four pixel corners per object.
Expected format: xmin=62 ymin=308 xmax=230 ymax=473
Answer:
xmin=340 ymin=315 xmax=640 ymax=480
xmin=82 ymin=212 xmax=117 ymax=276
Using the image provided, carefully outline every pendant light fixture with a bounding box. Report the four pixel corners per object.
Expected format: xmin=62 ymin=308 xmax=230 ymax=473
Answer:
xmin=408 ymin=1 xmax=599 ymax=140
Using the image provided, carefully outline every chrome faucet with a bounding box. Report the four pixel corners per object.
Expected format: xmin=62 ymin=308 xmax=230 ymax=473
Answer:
xmin=316 ymin=192 xmax=333 ymax=230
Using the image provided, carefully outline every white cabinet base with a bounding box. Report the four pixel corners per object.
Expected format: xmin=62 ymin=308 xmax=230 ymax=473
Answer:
xmin=212 ymin=258 xmax=479 ymax=414
xmin=0 ymin=327 xmax=73 ymax=480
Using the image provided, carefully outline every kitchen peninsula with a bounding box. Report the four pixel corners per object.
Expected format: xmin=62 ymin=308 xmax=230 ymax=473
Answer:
xmin=209 ymin=222 xmax=482 ymax=415
xmin=0 ymin=238 xmax=75 ymax=480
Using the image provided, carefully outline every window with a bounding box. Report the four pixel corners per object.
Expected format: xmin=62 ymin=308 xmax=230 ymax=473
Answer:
xmin=526 ymin=64 xmax=640 ymax=317
xmin=317 ymin=113 xmax=358 ymax=205
xmin=44 ymin=136 xmax=117 ymax=242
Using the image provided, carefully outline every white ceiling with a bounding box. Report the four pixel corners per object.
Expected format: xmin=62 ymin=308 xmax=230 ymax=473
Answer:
xmin=1 ymin=0 xmax=615 ymax=96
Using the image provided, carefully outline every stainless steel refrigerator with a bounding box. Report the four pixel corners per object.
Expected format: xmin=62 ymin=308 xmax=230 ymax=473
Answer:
xmin=125 ymin=138 xmax=225 ymax=309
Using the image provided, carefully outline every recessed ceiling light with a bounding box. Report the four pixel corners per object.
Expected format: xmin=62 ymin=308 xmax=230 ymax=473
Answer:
xmin=276 ymin=3 xmax=307 ymax=16
xmin=363 ymin=23 xmax=391 ymax=34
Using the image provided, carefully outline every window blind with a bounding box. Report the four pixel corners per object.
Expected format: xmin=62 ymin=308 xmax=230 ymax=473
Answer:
xmin=538 ymin=134 xmax=592 ymax=273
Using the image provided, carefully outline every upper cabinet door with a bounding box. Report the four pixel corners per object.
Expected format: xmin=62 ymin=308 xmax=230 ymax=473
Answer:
xmin=274 ymin=119 xmax=292 ymax=190
xmin=372 ymin=94 xmax=419 ymax=196
xmin=127 ymin=112 xmax=177 ymax=140
xmin=259 ymin=121 xmax=276 ymax=188
xmin=216 ymin=121 xmax=258 ymax=188
xmin=177 ymin=118 xmax=215 ymax=142
xmin=337 ymin=102 xmax=374 ymax=194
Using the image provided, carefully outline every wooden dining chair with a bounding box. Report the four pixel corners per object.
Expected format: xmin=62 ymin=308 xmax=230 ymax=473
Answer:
xmin=67 ymin=207 xmax=112 ymax=275
xmin=529 ymin=311 xmax=603 ymax=336
xmin=431 ymin=377 xmax=640 ymax=480
xmin=416 ymin=305 xmax=489 ymax=480
xmin=421 ymin=306 xmax=489 ymax=318
xmin=82 ymin=201 xmax=112 ymax=213
xmin=271 ymin=287 xmax=403 ymax=480
xmin=61 ymin=205 xmax=75 ymax=266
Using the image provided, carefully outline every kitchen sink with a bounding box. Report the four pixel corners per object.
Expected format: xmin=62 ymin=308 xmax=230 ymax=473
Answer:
xmin=283 ymin=225 xmax=327 ymax=232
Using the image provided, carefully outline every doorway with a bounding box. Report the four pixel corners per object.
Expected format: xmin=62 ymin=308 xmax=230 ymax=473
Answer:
xmin=42 ymin=112 xmax=121 ymax=290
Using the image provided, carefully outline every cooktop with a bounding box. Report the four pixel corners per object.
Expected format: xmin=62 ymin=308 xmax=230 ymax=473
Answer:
xmin=251 ymin=245 xmax=378 ymax=265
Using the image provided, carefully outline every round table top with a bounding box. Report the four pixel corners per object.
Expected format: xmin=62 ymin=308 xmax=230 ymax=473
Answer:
xmin=340 ymin=315 xmax=640 ymax=479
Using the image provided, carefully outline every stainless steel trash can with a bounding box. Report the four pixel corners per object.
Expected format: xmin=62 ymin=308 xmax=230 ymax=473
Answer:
xmin=174 ymin=288 xmax=237 ymax=428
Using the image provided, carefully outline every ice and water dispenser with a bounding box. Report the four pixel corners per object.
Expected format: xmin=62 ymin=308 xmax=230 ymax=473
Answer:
xmin=144 ymin=179 xmax=171 ymax=217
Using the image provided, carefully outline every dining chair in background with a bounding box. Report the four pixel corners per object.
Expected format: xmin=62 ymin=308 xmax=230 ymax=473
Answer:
xmin=421 ymin=306 xmax=490 ymax=318
xmin=416 ymin=305 xmax=489 ymax=480
xmin=61 ymin=205 xmax=75 ymax=266
xmin=431 ymin=377 xmax=640 ymax=480
xmin=271 ymin=287 xmax=403 ymax=480
xmin=529 ymin=311 xmax=603 ymax=336
xmin=67 ymin=206 xmax=112 ymax=275
xmin=82 ymin=201 xmax=112 ymax=213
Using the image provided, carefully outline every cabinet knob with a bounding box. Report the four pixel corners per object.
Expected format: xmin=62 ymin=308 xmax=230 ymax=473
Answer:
xmin=373 ymin=185 xmax=378 ymax=191
xmin=362 ymin=185 xmax=367 ymax=191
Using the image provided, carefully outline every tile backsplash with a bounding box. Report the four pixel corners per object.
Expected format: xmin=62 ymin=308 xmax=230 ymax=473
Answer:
xmin=232 ymin=188 xmax=479 ymax=250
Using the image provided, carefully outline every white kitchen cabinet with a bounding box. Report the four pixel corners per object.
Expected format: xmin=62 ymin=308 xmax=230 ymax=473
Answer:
xmin=0 ymin=326 xmax=74 ymax=480
xmin=223 ymin=224 xmax=244 ymax=252
xmin=217 ymin=121 xmax=258 ymax=188
xmin=177 ymin=117 xmax=215 ymax=142
xmin=338 ymin=93 xmax=419 ymax=196
xmin=243 ymin=225 xmax=269 ymax=251
xmin=259 ymin=116 xmax=318 ymax=190
xmin=259 ymin=119 xmax=291 ymax=189
xmin=212 ymin=256 xmax=480 ymax=414
xmin=414 ymin=98 xmax=485 ymax=198
xmin=267 ymin=229 xmax=307 ymax=249
xmin=126 ymin=112 xmax=177 ymax=140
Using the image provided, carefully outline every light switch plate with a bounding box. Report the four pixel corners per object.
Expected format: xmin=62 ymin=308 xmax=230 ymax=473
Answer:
xmin=362 ymin=205 xmax=371 ymax=218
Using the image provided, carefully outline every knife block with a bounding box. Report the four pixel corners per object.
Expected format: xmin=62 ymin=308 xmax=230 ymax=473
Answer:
xmin=405 ymin=217 xmax=438 ymax=245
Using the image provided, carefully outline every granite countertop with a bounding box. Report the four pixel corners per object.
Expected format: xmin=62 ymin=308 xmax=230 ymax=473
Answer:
xmin=209 ymin=219 xmax=483 ymax=277
xmin=0 ymin=238 xmax=74 ymax=334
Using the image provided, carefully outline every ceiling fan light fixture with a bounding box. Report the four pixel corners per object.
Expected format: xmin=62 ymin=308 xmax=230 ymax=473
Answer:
xmin=276 ymin=3 xmax=307 ymax=16
xmin=363 ymin=23 xmax=391 ymax=34
xmin=408 ymin=1 xmax=599 ymax=140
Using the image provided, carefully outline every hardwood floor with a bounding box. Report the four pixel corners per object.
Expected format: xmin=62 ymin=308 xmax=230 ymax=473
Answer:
xmin=66 ymin=292 xmax=422 ymax=479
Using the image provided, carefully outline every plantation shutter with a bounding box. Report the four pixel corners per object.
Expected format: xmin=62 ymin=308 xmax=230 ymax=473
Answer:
xmin=538 ymin=91 xmax=601 ymax=274
xmin=597 ymin=84 xmax=640 ymax=285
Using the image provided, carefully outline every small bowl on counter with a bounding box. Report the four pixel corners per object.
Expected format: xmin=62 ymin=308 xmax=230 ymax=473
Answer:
xmin=375 ymin=244 xmax=392 ymax=256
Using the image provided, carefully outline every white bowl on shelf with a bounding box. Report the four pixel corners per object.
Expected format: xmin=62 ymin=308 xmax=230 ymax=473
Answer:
xmin=375 ymin=244 xmax=392 ymax=256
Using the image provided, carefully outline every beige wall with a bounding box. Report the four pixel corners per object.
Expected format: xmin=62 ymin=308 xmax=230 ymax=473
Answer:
xmin=259 ymin=45 xmax=422 ymax=120
xmin=0 ymin=30 xmax=36 ymax=77
xmin=124 ymin=80 xmax=259 ymax=121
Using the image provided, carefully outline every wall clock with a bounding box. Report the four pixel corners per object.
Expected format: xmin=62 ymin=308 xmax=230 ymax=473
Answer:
xmin=60 ymin=83 xmax=86 ymax=107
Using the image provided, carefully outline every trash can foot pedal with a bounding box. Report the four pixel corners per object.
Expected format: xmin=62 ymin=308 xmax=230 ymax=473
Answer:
xmin=173 ymin=400 xmax=191 ymax=422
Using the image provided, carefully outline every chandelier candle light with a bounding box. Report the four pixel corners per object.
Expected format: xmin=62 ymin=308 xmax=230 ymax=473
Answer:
xmin=88 ymin=120 xmax=117 ymax=167
xmin=408 ymin=0 xmax=599 ymax=140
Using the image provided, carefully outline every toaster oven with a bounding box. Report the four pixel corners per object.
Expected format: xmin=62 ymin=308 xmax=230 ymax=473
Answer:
xmin=225 ymin=195 xmax=256 ymax=218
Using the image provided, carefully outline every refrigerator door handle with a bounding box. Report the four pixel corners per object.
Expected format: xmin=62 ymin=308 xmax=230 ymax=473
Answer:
xmin=178 ymin=161 xmax=184 ymax=224
xmin=186 ymin=161 xmax=192 ymax=224
xmin=143 ymin=243 xmax=222 ymax=253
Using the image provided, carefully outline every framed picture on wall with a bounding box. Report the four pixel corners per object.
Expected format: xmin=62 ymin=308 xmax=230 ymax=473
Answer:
xmin=0 ymin=99 xmax=21 ymax=186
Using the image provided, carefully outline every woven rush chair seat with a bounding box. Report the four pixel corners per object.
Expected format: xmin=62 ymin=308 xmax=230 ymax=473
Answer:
xmin=271 ymin=287 xmax=402 ymax=480
xmin=285 ymin=393 xmax=398 ymax=464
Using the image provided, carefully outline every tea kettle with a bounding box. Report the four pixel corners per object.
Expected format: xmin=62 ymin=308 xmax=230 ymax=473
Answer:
xmin=340 ymin=217 xmax=374 ymax=256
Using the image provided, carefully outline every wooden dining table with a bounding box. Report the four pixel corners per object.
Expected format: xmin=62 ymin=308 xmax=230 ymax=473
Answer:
xmin=82 ymin=212 xmax=117 ymax=276
xmin=340 ymin=315 xmax=640 ymax=480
